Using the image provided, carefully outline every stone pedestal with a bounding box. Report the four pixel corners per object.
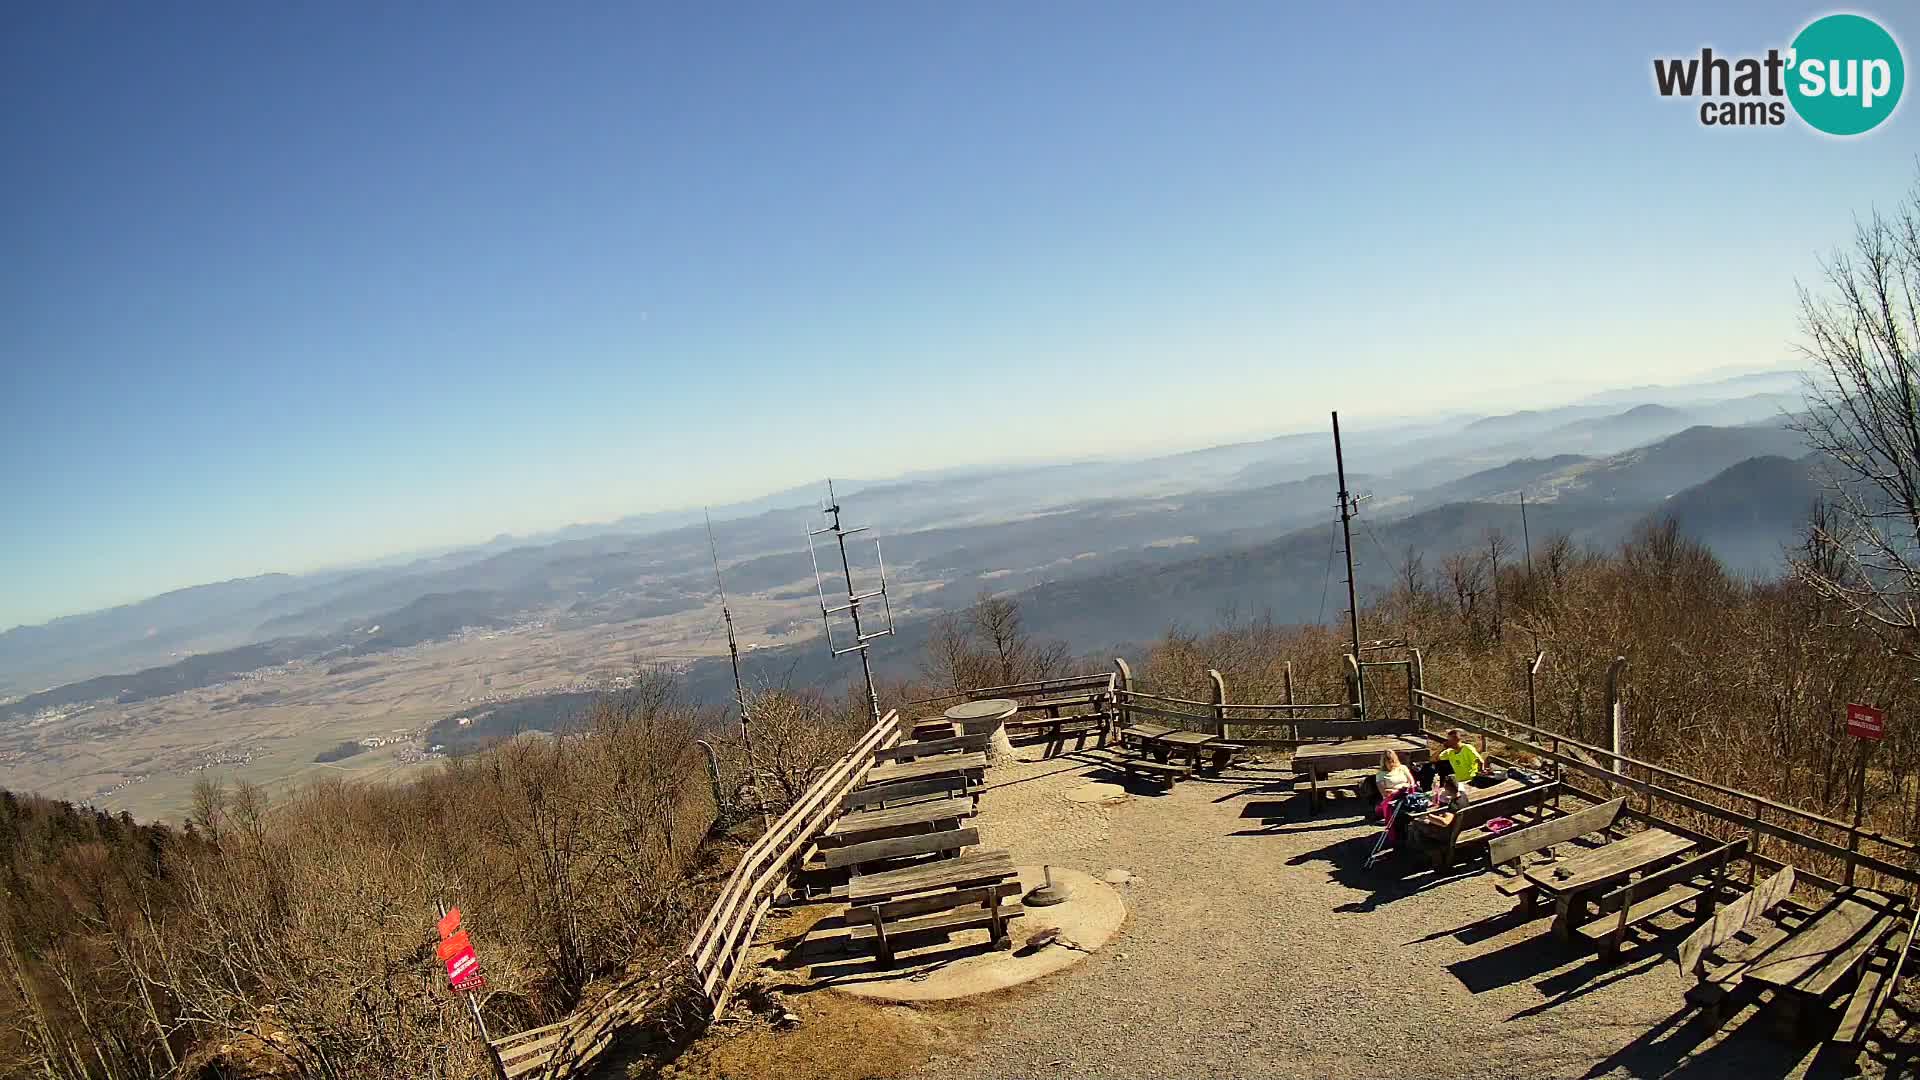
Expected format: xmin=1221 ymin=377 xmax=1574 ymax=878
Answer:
xmin=946 ymin=699 xmax=1019 ymax=765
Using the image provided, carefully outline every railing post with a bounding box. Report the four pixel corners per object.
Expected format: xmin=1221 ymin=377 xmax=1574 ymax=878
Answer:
xmin=1527 ymin=649 xmax=1546 ymax=730
xmin=1605 ymin=655 xmax=1627 ymax=777
xmin=1283 ymin=661 xmax=1295 ymax=707
xmin=1113 ymin=657 xmax=1133 ymax=731
xmin=1208 ymin=669 xmax=1227 ymax=739
xmin=1345 ymin=654 xmax=1362 ymax=721
xmin=1747 ymin=796 xmax=1762 ymax=886
xmin=1406 ymin=649 xmax=1423 ymax=724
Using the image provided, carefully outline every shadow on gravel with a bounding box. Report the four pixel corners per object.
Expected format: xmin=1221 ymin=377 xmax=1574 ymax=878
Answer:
xmin=1447 ymin=931 xmax=1576 ymax=993
xmin=1575 ymin=1005 xmax=1822 ymax=1080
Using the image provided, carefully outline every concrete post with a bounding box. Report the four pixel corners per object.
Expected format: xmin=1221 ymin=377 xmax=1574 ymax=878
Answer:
xmin=1208 ymin=669 xmax=1227 ymax=739
xmin=1113 ymin=657 xmax=1133 ymax=731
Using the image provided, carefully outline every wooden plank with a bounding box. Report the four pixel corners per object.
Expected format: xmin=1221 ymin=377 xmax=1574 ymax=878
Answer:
xmin=1596 ymin=839 xmax=1745 ymax=910
xmin=822 ymin=827 xmax=978 ymax=870
xmin=1836 ymin=909 xmax=1920 ymax=1046
xmin=1744 ymin=890 xmax=1903 ymax=998
xmin=1578 ymin=883 xmax=1702 ymax=941
xmin=827 ymin=796 xmax=974 ymax=839
xmin=848 ymin=904 xmax=1024 ymax=942
xmin=852 ymin=881 xmax=1022 ymax=922
xmin=871 ymin=733 xmax=990 ymax=762
xmin=1294 ymin=719 xmax=1421 ymax=740
xmin=865 ymin=751 xmax=988 ymax=786
xmin=842 ymin=775 xmax=976 ymax=811
xmin=849 ymin=850 xmax=1015 ymax=904
xmin=1490 ymin=797 xmax=1625 ymax=867
xmin=1524 ymin=828 xmax=1693 ymax=895
xmin=1678 ymin=866 xmax=1796 ymax=976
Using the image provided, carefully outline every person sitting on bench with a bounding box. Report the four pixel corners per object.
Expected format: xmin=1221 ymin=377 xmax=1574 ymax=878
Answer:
xmin=1420 ymin=729 xmax=1485 ymax=790
xmin=1372 ymin=748 xmax=1415 ymax=825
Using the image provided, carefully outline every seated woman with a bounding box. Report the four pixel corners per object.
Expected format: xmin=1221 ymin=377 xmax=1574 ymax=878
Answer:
xmin=1373 ymin=749 xmax=1415 ymax=839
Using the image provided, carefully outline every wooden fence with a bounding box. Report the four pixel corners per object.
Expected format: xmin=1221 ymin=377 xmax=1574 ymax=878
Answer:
xmin=1413 ymin=688 xmax=1920 ymax=896
xmin=486 ymin=708 xmax=904 ymax=1079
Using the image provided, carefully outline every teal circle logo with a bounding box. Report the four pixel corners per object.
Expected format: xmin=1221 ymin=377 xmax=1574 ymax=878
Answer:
xmin=1787 ymin=14 xmax=1904 ymax=135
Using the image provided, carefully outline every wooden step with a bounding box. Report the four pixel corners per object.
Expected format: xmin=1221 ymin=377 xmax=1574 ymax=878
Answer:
xmin=847 ymin=905 xmax=1026 ymax=942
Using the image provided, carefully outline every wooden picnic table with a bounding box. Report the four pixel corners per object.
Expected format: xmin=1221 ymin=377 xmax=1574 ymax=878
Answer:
xmin=1292 ymin=736 xmax=1427 ymax=811
xmin=865 ymin=751 xmax=988 ymax=788
xmin=1523 ymin=826 xmax=1694 ymax=940
xmin=1742 ymin=887 xmax=1903 ymax=1033
xmin=1119 ymin=723 xmax=1174 ymax=750
xmin=825 ymin=794 xmax=974 ymax=847
xmin=849 ymin=849 xmax=1016 ymax=906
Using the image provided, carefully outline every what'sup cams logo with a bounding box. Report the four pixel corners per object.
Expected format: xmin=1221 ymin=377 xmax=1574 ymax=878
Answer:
xmin=1654 ymin=13 xmax=1903 ymax=134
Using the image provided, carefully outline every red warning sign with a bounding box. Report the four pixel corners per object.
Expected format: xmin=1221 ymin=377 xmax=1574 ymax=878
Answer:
xmin=436 ymin=908 xmax=484 ymax=991
xmin=1848 ymin=703 xmax=1886 ymax=741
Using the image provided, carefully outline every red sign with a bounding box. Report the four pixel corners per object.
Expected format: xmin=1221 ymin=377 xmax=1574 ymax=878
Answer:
xmin=436 ymin=907 xmax=483 ymax=991
xmin=444 ymin=943 xmax=481 ymax=989
xmin=1848 ymin=703 xmax=1887 ymax=741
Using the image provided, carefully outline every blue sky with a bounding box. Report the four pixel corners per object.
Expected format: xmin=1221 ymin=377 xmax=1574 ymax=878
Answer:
xmin=2 ymin=2 xmax=1916 ymax=628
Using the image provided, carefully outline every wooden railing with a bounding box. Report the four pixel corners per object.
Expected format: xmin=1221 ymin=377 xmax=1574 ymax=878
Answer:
xmin=685 ymin=708 xmax=902 ymax=1013
xmin=486 ymin=708 xmax=904 ymax=1079
xmin=1413 ymin=688 xmax=1920 ymax=895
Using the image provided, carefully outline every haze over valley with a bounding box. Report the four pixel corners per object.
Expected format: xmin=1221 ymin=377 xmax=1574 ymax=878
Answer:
xmin=0 ymin=368 xmax=1816 ymax=817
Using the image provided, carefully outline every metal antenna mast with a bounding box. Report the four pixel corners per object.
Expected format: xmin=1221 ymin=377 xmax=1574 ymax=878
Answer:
xmin=706 ymin=509 xmax=751 ymax=727
xmin=807 ymin=480 xmax=895 ymax=722
xmin=706 ymin=511 xmax=768 ymax=825
xmin=1331 ymin=411 xmax=1362 ymax=660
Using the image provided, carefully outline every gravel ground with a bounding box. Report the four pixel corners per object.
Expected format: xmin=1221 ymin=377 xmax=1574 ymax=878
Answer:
xmin=899 ymin=749 xmax=1918 ymax=1080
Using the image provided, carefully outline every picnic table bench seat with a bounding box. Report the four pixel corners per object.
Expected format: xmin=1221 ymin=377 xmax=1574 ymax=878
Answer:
xmin=1122 ymin=757 xmax=1189 ymax=787
xmin=825 ymin=794 xmax=975 ymax=846
xmin=847 ymin=882 xmax=1024 ymax=965
xmin=1575 ymin=839 xmax=1745 ymax=958
xmin=1405 ymin=779 xmax=1559 ymax=870
xmin=865 ymin=751 xmax=988 ymax=788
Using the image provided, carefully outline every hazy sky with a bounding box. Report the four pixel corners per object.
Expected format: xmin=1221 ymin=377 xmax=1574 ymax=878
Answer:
xmin=3 ymin=2 xmax=1916 ymax=628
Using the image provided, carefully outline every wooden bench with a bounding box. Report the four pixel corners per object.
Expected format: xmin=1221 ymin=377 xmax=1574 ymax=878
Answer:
xmin=866 ymin=751 xmax=989 ymax=788
xmin=821 ymin=826 xmax=978 ymax=871
xmin=1122 ymin=758 xmax=1189 ymax=787
xmin=842 ymin=774 xmax=979 ymax=812
xmin=1576 ymin=838 xmax=1745 ymax=958
xmin=1408 ymin=780 xmax=1559 ymax=870
xmin=1834 ymin=907 xmax=1920 ymax=1049
xmin=1676 ymin=865 xmax=1798 ymax=1018
xmin=1489 ymin=796 xmax=1625 ymax=903
xmin=848 ymin=882 xmax=1024 ymax=965
xmin=870 ymin=732 xmax=990 ymax=763
xmin=1196 ymin=741 xmax=1245 ymax=773
xmin=825 ymin=794 xmax=974 ymax=847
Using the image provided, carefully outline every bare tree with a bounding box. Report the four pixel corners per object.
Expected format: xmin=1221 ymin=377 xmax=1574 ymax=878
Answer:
xmin=1792 ymin=171 xmax=1920 ymax=664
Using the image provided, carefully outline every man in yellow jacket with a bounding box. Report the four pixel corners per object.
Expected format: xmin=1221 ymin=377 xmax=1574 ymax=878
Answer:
xmin=1432 ymin=728 xmax=1482 ymax=788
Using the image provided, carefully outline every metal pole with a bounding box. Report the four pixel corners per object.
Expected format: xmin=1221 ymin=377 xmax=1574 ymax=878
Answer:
xmin=707 ymin=511 xmax=769 ymax=825
xmin=1849 ymin=742 xmax=1870 ymax=887
xmin=438 ymin=899 xmax=510 ymax=1080
xmin=1331 ymin=412 xmax=1363 ymax=715
xmin=826 ymin=488 xmax=883 ymax=723
xmin=1519 ymin=492 xmax=1533 ymax=575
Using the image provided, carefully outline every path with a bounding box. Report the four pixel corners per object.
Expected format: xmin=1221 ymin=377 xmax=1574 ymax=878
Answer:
xmin=899 ymin=750 xmax=1901 ymax=1079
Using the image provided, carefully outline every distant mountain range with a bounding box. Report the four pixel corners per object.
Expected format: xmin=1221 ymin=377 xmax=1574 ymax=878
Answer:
xmin=0 ymin=368 xmax=1822 ymax=715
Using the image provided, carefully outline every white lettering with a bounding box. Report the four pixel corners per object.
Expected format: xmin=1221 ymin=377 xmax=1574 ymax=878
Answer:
xmin=1863 ymin=59 xmax=1891 ymax=108
xmin=1800 ymin=57 xmax=1827 ymax=96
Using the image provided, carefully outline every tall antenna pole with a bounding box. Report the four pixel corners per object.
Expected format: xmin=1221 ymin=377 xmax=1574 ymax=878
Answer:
xmin=808 ymin=480 xmax=894 ymax=723
xmin=1519 ymin=491 xmax=1534 ymax=575
xmin=707 ymin=510 xmax=767 ymax=824
xmin=1331 ymin=411 xmax=1362 ymax=661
